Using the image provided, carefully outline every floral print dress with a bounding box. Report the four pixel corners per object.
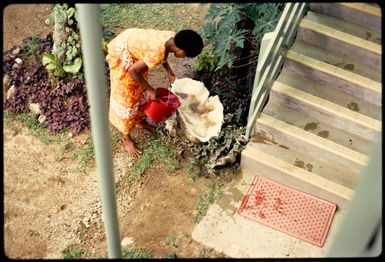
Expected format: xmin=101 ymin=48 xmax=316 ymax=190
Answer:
xmin=106 ymin=28 xmax=175 ymax=134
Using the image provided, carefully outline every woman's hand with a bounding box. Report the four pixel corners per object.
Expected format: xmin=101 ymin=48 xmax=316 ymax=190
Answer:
xmin=168 ymin=73 xmax=176 ymax=85
xmin=146 ymin=88 xmax=158 ymax=101
xmin=163 ymin=61 xmax=176 ymax=87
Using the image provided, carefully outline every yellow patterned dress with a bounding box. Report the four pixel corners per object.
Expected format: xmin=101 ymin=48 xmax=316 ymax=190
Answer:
xmin=106 ymin=28 xmax=176 ymax=135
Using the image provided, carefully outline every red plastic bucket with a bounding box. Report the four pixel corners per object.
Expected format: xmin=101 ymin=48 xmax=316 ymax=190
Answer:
xmin=144 ymin=87 xmax=181 ymax=122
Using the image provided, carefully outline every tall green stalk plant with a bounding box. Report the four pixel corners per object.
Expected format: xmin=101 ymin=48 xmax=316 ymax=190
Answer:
xmin=43 ymin=4 xmax=83 ymax=79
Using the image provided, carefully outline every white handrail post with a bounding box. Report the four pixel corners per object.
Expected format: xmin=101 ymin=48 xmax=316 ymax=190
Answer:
xmin=245 ymin=3 xmax=307 ymax=140
xmin=77 ymin=4 xmax=122 ymax=259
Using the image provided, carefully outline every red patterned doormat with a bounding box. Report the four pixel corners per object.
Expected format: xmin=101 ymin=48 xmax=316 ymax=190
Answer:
xmin=238 ymin=176 xmax=337 ymax=247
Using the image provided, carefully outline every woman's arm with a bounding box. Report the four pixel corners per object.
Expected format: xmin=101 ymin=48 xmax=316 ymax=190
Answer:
xmin=162 ymin=61 xmax=176 ymax=84
xmin=128 ymin=60 xmax=157 ymax=100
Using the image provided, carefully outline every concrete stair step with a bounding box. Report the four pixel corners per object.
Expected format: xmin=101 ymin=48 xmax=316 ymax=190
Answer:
xmin=285 ymin=50 xmax=381 ymax=107
xmin=297 ymin=11 xmax=381 ymax=69
xmin=290 ymin=39 xmax=381 ymax=82
xmin=254 ymin=113 xmax=369 ymax=175
xmin=263 ymin=101 xmax=374 ymax=156
xmin=304 ymin=10 xmax=381 ymax=44
xmin=241 ymin=143 xmax=354 ymax=208
xmin=269 ymin=80 xmax=381 ymax=142
xmin=279 ymin=64 xmax=381 ymax=121
xmin=309 ymin=3 xmax=381 ymax=32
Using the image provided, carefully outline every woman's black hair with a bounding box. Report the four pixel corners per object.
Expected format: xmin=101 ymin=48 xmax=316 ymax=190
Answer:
xmin=174 ymin=29 xmax=204 ymax=58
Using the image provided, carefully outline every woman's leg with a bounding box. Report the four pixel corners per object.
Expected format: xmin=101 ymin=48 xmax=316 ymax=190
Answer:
xmin=122 ymin=132 xmax=141 ymax=157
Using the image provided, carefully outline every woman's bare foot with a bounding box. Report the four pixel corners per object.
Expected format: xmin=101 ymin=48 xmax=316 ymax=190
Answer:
xmin=123 ymin=135 xmax=141 ymax=157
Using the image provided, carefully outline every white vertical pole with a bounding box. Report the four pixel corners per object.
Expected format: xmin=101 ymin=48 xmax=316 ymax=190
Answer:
xmin=77 ymin=4 xmax=122 ymax=258
xmin=327 ymin=135 xmax=382 ymax=257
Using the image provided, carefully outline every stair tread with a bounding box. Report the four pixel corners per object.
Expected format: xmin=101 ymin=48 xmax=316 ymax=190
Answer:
xmin=339 ymin=3 xmax=381 ymax=17
xmin=291 ymin=40 xmax=381 ymax=82
xmin=309 ymin=3 xmax=381 ymax=34
xmin=286 ymin=50 xmax=382 ymax=94
xmin=242 ymin=144 xmax=354 ymax=201
xmin=257 ymin=113 xmax=369 ymax=166
xmin=247 ymin=132 xmax=359 ymax=190
xmin=262 ymin=102 xmax=374 ymax=155
xmin=279 ymin=66 xmax=382 ymax=121
xmin=300 ymin=15 xmax=381 ymax=55
xmin=305 ymin=11 xmax=381 ymax=43
xmin=271 ymin=81 xmax=382 ymax=133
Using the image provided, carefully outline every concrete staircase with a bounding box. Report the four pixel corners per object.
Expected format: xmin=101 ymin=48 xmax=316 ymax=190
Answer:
xmin=242 ymin=2 xmax=381 ymax=209
xmin=192 ymin=3 xmax=381 ymax=258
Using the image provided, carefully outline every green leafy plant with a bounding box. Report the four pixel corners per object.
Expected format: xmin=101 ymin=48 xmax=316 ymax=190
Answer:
xmin=43 ymin=4 xmax=82 ymax=79
xmin=42 ymin=52 xmax=65 ymax=77
xmin=198 ymin=3 xmax=284 ymax=71
xmin=195 ymin=51 xmax=219 ymax=73
xmin=25 ymin=36 xmax=40 ymax=53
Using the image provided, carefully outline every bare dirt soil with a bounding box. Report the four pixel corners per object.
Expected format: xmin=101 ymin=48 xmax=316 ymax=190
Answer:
xmin=3 ymin=4 xmax=230 ymax=259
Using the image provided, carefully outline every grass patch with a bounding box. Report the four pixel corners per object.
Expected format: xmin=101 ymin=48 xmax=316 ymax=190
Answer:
xmin=187 ymin=157 xmax=209 ymax=181
xmin=74 ymin=131 xmax=95 ymax=170
xmin=131 ymin=135 xmax=180 ymax=176
xmin=4 ymin=111 xmax=65 ymax=145
xmin=192 ymin=183 xmax=223 ymax=223
xmin=122 ymin=247 xmax=152 ymax=259
xmin=73 ymin=129 xmax=121 ymax=171
xmin=62 ymin=247 xmax=86 ymax=259
xmin=164 ymin=234 xmax=177 ymax=247
xmin=100 ymin=3 xmax=209 ymax=32
xmin=22 ymin=36 xmax=40 ymax=63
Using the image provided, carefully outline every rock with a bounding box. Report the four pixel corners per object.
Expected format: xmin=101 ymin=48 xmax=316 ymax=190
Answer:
xmin=15 ymin=58 xmax=23 ymax=64
xmin=82 ymin=217 xmax=90 ymax=228
xmin=3 ymin=74 xmax=10 ymax=97
xmin=38 ymin=115 xmax=47 ymax=124
xmin=121 ymin=237 xmax=134 ymax=247
xmin=29 ymin=103 xmax=41 ymax=115
xmin=12 ymin=129 xmax=19 ymax=136
xmin=12 ymin=63 xmax=19 ymax=70
xmin=12 ymin=48 xmax=20 ymax=55
xmin=6 ymin=85 xmax=16 ymax=100
xmin=3 ymin=74 xmax=10 ymax=88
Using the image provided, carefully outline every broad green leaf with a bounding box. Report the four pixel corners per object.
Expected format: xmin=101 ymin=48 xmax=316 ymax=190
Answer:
xmin=47 ymin=13 xmax=55 ymax=26
xmin=46 ymin=63 xmax=57 ymax=70
xmin=63 ymin=58 xmax=82 ymax=74
xmin=42 ymin=53 xmax=56 ymax=65
xmin=233 ymin=36 xmax=244 ymax=49
xmin=74 ymin=9 xmax=80 ymax=23
xmin=57 ymin=9 xmax=67 ymax=21
xmin=67 ymin=7 xmax=76 ymax=18
xmin=72 ymin=32 xmax=79 ymax=40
